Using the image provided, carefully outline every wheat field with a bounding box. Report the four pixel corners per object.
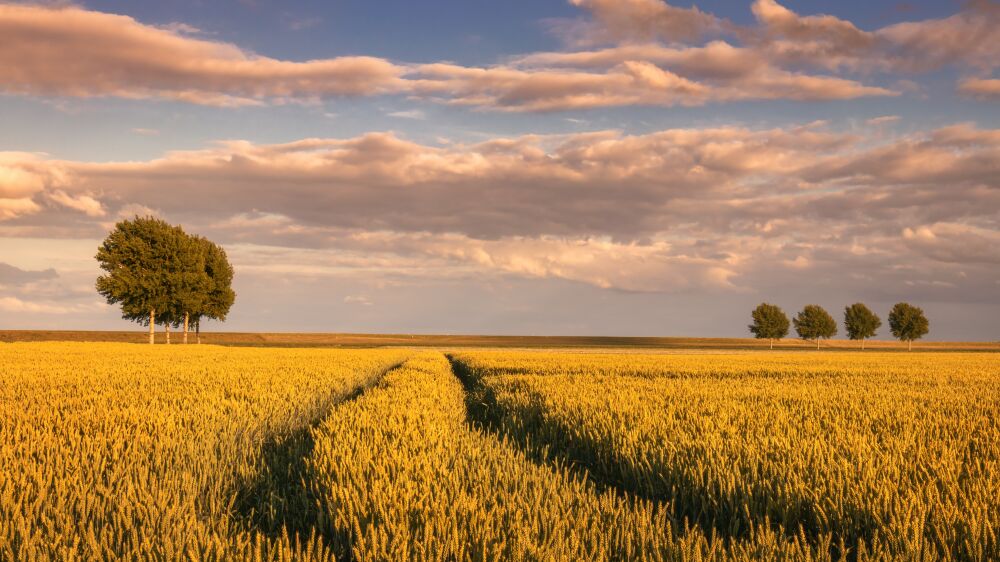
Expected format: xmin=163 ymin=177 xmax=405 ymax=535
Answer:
xmin=1 ymin=343 xmax=998 ymax=561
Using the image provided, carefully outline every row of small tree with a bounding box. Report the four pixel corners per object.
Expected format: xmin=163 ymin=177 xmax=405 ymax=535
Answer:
xmin=749 ymin=302 xmax=929 ymax=350
xmin=95 ymin=217 xmax=236 ymax=344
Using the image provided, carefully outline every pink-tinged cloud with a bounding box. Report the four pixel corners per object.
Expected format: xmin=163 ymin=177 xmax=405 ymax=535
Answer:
xmin=958 ymin=77 xmax=1000 ymax=100
xmin=412 ymin=61 xmax=711 ymax=111
xmin=901 ymin=223 xmax=1000 ymax=265
xmin=0 ymin=123 xmax=996 ymax=296
xmin=567 ymin=0 xmax=998 ymax=75
xmin=0 ymin=296 xmax=102 ymax=315
xmin=3 ymin=124 xmax=997 ymax=237
xmin=512 ymin=41 xmax=895 ymax=102
xmin=749 ymin=0 xmax=1000 ymax=72
xmin=0 ymin=3 xmax=923 ymax=112
xmin=0 ymin=151 xmax=70 ymax=219
xmin=0 ymin=4 xmax=405 ymax=106
xmin=0 ymin=124 xmax=995 ymax=294
xmin=567 ymin=0 xmax=727 ymax=42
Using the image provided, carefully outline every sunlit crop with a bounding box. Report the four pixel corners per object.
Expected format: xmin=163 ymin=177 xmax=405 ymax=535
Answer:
xmin=450 ymin=350 xmax=1000 ymax=561
xmin=0 ymin=343 xmax=407 ymax=561
xmin=3 ymin=344 xmax=997 ymax=561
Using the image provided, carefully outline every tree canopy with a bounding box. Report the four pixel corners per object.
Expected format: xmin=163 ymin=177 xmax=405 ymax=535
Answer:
xmin=188 ymin=235 xmax=237 ymax=339
xmin=96 ymin=217 xmax=236 ymax=343
xmin=793 ymin=305 xmax=837 ymax=349
xmin=843 ymin=303 xmax=881 ymax=349
xmin=888 ymin=302 xmax=929 ymax=351
xmin=748 ymin=303 xmax=789 ymax=349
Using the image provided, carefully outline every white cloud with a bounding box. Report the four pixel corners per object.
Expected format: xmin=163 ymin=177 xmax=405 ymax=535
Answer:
xmin=0 ymin=296 xmax=102 ymax=314
xmin=387 ymin=109 xmax=426 ymax=119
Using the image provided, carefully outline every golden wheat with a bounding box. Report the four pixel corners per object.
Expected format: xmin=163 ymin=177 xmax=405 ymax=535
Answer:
xmin=303 ymin=351 xmax=874 ymax=561
xmin=450 ymin=350 xmax=1000 ymax=561
xmin=0 ymin=342 xmax=408 ymax=561
xmin=4 ymin=343 xmax=997 ymax=561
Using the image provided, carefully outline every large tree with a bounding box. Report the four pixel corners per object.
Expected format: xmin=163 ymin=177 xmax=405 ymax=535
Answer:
xmin=187 ymin=236 xmax=236 ymax=344
xmin=96 ymin=217 xmax=194 ymax=344
xmin=793 ymin=305 xmax=838 ymax=349
xmin=843 ymin=303 xmax=881 ymax=350
xmin=96 ymin=217 xmax=233 ymax=344
xmin=888 ymin=302 xmax=929 ymax=351
xmin=748 ymin=303 xmax=789 ymax=350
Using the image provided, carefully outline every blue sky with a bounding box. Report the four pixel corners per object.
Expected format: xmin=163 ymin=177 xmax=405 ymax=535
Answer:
xmin=0 ymin=0 xmax=997 ymax=339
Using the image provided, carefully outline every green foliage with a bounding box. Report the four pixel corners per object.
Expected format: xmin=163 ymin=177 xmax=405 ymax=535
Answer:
xmin=95 ymin=216 xmax=236 ymax=332
xmin=843 ymin=302 xmax=881 ymax=341
xmin=95 ymin=216 xmax=184 ymax=326
xmin=889 ymin=302 xmax=929 ymax=342
xmin=748 ymin=303 xmax=790 ymax=341
xmin=189 ymin=236 xmax=237 ymax=328
xmin=793 ymin=304 xmax=837 ymax=342
xmin=159 ymin=231 xmax=211 ymax=328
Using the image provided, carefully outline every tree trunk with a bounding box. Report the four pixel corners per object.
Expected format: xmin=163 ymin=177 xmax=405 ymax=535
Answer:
xmin=770 ymin=338 xmax=774 ymax=350
xmin=816 ymin=338 xmax=820 ymax=350
xmin=196 ymin=321 xmax=201 ymax=344
xmin=861 ymin=337 xmax=865 ymax=350
xmin=165 ymin=323 xmax=170 ymax=345
xmin=183 ymin=313 xmax=189 ymax=345
xmin=149 ymin=309 xmax=155 ymax=345
xmin=908 ymin=340 xmax=912 ymax=352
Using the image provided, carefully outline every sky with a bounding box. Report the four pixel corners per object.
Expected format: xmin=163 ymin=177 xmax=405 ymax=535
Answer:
xmin=0 ymin=0 xmax=998 ymax=340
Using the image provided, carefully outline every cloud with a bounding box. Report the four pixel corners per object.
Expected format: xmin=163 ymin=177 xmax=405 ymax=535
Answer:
xmin=866 ymin=115 xmax=900 ymax=125
xmin=553 ymin=0 xmax=999 ymax=84
xmin=345 ymin=233 xmax=743 ymax=292
xmin=0 ymin=4 xmax=405 ymax=106
xmin=46 ymin=190 xmax=106 ymax=217
xmin=4 ymin=2 xmax=984 ymax=112
xmin=750 ymin=0 xmax=1000 ymax=73
xmin=2 ymin=123 xmax=996 ymax=239
xmin=412 ymin=61 xmax=712 ymax=111
xmin=285 ymin=16 xmax=322 ymax=31
xmin=901 ymin=223 xmax=1000 ymax=265
xmin=0 ymin=151 xmax=70 ymax=219
xmin=0 ymin=296 xmax=102 ymax=314
xmin=958 ymin=77 xmax=1000 ymax=100
xmin=0 ymin=123 xmax=996 ymax=297
xmin=387 ymin=109 xmax=426 ymax=119
xmin=508 ymin=41 xmax=895 ymax=104
xmin=567 ymin=0 xmax=728 ymax=43
xmin=0 ymin=262 xmax=57 ymax=286
xmin=343 ymin=295 xmax=373 ymax=305
xmin=131 ymin=128 xmax=160 ymax=136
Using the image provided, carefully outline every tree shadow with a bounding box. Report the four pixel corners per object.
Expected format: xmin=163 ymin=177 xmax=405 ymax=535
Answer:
xmin=229 ymin=362 xmax=403 ymax=560
xmin=447 ymin=355 xmax=882 ymax=561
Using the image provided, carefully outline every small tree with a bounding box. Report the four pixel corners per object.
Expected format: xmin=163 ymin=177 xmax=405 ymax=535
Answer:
xmin=888 ymin=302 xmax=929 ymax=351
xmin=844 ymin=303 xmax=881 ymax=350
xmin=188 ymin=236 xmax=236 ymax=344
xmin=793 ymin=305 xmax=837 ymax=349
xmin=748 ymin=303 xmax=790 ymax=350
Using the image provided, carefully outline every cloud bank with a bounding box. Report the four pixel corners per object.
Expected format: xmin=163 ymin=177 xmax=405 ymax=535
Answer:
xmin=1 ymin=1 xmax=995 ymax=110
xmin=1 ymin=122 xmax=996 ymax=300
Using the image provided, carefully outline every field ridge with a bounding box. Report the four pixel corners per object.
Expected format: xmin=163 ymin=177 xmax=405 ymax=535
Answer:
xmin=232 ymin=355 xmax=411 ymax=547
xmin=3 ymin=329 xmax=998 ymax=351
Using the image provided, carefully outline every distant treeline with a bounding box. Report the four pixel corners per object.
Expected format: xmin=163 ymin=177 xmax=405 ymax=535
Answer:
xmin=750 ymin=302 xmax=929 ymax=350
xmin=96 ymin=216 xmax=236 ymax=344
